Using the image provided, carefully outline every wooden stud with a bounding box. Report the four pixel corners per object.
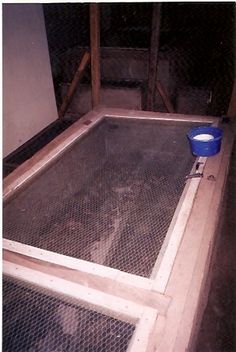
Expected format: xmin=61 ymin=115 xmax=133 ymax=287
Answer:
xmin=58 ymin=51 xmax=91 ymax=119
xmin=90 ymin=4 xmax=101 ymax=108
xmin=147 ymin=3 xmax=162 ymax=111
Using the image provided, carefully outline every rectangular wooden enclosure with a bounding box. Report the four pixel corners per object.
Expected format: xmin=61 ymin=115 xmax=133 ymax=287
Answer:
xmin=3 ymin=107 xmax=234 ymax=351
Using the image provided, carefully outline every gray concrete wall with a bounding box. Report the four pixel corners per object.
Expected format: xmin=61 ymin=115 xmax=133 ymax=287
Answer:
xmin=61 ymin=84 xmax=142 ymax=115
xmin=59 ymin=47 xmax=176 ymax=112
xmin=3 ymin=4 xmax=58 ymax=157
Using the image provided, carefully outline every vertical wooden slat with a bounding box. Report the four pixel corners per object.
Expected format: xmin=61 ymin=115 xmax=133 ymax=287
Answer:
xmin=90 ymin=4 xmax=101 ymax=108
xmin=146 ymin=3 xmax=162 ymax=111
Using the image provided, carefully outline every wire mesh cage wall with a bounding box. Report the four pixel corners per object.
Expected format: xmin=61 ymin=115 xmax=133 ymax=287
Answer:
xmin=43 ymin=2 xmax=235 ymax=116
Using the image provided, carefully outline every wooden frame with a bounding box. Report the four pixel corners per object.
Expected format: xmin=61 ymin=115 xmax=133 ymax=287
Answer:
xmin=4 ymin=261 xmax=157 ymax=352
xmin=3 ymin=107 xmax=234 ymax=351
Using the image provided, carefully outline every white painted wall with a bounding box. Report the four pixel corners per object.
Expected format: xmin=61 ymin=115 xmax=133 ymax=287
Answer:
xmin=3 ymin=4 xmax=58 ymax=157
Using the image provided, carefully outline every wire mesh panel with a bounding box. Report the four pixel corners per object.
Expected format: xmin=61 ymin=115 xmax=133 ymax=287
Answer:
xmin=4 ymin=118 xmax=198 ymax=277
xmin=3 ymin=275 xmax=135 ymax=352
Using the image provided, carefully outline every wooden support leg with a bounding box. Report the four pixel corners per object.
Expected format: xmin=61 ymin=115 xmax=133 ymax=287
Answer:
xmin=58 ymin=51 xmax=91 ymax=119
xmin=90 ymin=4 xmax=101 ymax=108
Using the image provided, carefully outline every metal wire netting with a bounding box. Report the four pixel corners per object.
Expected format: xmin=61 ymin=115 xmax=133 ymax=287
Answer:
xmin=43 ymin=3 xmax=235 ymax=116
xmin=4 ymin=118 xmax=197 ymax=278
xmin=3 ymin=276 xmax=135 ymax=352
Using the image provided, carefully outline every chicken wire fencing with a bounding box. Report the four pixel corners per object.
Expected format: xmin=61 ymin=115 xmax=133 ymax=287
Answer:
xmin=43 ymin=3 xmax=235 ymax=116
xmin=4 ymin=118 xmax=198 ymax=278
xmin=3 ymin=276 xmax=135 ymax=352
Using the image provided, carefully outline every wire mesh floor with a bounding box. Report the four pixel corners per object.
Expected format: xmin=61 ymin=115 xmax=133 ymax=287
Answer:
xmin=4 ymin=118 xmax=198 ymax=277
xmin=3 ymin=276 xmax=135 ymax=352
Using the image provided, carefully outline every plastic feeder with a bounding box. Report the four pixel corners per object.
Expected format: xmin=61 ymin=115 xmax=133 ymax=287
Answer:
xmin=187 ymin=126 xmax=223 ymax=157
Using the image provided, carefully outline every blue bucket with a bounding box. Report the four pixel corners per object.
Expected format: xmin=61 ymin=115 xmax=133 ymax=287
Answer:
xmin=187 ymin=126 xmax=223 ymax=157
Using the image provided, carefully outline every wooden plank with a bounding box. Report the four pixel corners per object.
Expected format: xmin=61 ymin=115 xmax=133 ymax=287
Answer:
xmin=151 ymin=157 xmax=207 ymax=293
xmin=174 ymin=130 xmax=234 ymax=351
xmin=147 ymin=3 xmax=162 ymax=111
xmin=227 ymin=78 xmax=236 ymax=119
xmin=153 ymin=126 xmax=234 ymax=351
xmin=90 ymin=4 xmax=101 ymax=107
xmin=3 ymin=243 xmax=171 ymax=315
xmin=146 ymin=314 xmax=166 ymax=352
xmin=101 ymin=107 xmax=217 ymax=123
xmin=58 ymin=51 xmax=91 ymax=118
xmin=3 ymin=260 xmax=145 ymax=323
xmin=127 ymin=308 xmax=158 ymax=352
xmin=3 ymin=109 xmax=105 ymax=203
xmin=156 ymin=80 xmax=175 ymax=113
xmin=3 ymin=239 xmax=145 ymax=287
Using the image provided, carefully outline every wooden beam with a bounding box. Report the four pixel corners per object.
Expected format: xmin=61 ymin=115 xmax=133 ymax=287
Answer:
xmin=101 ymin=107 xmax=217 ymax=124
xmin=3 ymin=260 xmax=142 ymax=323
xmin=58 ymin=51 xmax=91 ymax=119
xmin=147 ymin=3 xmax=162 ymax=111
xmin=151 ymin=157 xmax=207 ymax=292
xmin=90 ymin=4 xmax=101 ymax=108
xmin=127 ymin=308 xmax=158 ymax=352
xmin=156 ymin=80 xmax=175 ymax=113
xmin=3 ymin=245 xmax=171 ymax=315
xmin=227 ymin=78 xmax=236 ymax=119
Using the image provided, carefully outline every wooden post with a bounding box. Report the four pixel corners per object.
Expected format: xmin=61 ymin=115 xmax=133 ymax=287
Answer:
xmin=58 ymin=51 xmax=91 ymax=119
xmin=227 ymin=78 xmax=236 ymax=119
xmin=147 ymin=3 xmax=162 ymax=111
xmin=90 ymin=4 xmax=101 ymax=108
